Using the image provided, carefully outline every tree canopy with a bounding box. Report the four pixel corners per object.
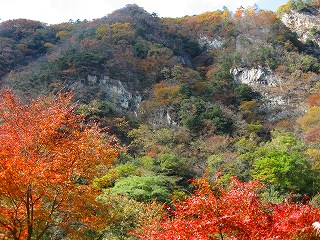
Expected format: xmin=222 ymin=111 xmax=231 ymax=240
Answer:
xmin=0 ymin=91 xmax=119 ymax=239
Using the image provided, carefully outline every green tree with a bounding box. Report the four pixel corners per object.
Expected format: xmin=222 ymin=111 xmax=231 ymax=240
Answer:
xmin=235 ymin=83 xmax=258 ymax=102
xmin=97 ymin=194 xmax=163 ymax=239
xmin=179 ymin=98 xmax=233 ymax=135
xmin=204 ymin=104 xmax=233 ymax=134
xmin=246 ymin=132 xmax=320 ymax=196
xmin=109 ymin=175 xmax=176 ymax=202
xmin=93 ymin=164 xmax=141 ymax=189
xmin=252 ymin=150 xmax=315 ymax=194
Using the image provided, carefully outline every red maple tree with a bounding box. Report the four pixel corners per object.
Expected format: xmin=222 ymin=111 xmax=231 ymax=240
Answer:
xmin=135 ymin=177 xmax=320 ymax=239
xmin=0 ymin=91 xmax=119 ymax=239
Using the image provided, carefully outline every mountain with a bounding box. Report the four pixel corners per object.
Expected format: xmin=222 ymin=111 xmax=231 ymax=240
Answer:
xmin=1 ymin=3 xmax=318 ymax=132
xmin=1 ymin=1 xmax=320 ymax=239
xmin=0 ymin=3 xmax=318 ymax=133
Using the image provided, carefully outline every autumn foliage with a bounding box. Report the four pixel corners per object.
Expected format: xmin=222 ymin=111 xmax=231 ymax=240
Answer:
xmin=0 ymin=91 xmax=118 ymax=239
xmin=135 ymin=177 xmax=320 ymax=240
xmin=307 ymin=93 xmax=320 ymax=107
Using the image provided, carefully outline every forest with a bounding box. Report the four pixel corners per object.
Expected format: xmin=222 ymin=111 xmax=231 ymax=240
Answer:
xmin=1 ymin=0 xmax=320 ymax=239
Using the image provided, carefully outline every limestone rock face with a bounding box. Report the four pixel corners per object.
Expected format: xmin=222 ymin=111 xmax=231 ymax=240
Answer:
xmin=146 ymin=108 xmax=178 ymax=126
xmin=231 ymin=67 xmax=281 ymax=88
xmin=198 ymin=36 xmax=224 ymax=50
xmin=281 ymin=10 xmax=320 ymax=46
xmin=85 ymin=75 xmax=141 ymax=111
xmin=231 ymin=67 xmax=303 ymax=122
xmin=76 ymin=75 xmax=179 ymax=125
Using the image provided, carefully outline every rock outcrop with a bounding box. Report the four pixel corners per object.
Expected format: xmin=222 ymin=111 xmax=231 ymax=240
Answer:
xmin=145 ymin=108 xmax=178 ymax=126
xmin=198 ymin=36 xmax=224 ymax=50
xmin=231 ymin=67 xmax=305 ymax=122
xmin=73 ymin=75 xmax=142 ymax=112
xmin=96 ymin=76 xmax=141 ymax=110
xmin=281 ymin=9 xmax=320 ymax=46
xmin=231 ymin=67 xmax=281 ymax=88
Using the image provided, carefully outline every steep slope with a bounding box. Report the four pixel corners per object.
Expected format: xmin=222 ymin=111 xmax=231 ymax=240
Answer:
xmin=1 ymin=3 xmax=319 ymax=138
xmin=281 ymin=5 xmax=319 ymax=46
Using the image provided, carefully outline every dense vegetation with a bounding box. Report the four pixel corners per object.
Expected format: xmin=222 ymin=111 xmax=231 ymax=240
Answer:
xmin=278 ymin=0 xmax=320 ymax=14
xmin=1 ymin=0 xmax=320 ymax=239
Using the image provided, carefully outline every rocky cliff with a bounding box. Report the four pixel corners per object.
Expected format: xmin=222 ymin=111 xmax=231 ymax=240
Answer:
xmin=231 ymin=67 xmax=281 ymax=88
xmin=72 ymin=75 xmax=142 ymax=112
xmin=281 ymin=9 xmax=320 ymax=46
xmin=231 ymin=67 xmax=308 ymax=122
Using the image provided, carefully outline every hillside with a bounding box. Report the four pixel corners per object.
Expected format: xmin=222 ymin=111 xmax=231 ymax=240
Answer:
xmin=1 ymin=1 xmax=320 ymax=239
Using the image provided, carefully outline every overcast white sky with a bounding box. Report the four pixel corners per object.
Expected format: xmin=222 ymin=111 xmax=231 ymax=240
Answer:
xmin=0 ymin=0 xmax=288 ymax=24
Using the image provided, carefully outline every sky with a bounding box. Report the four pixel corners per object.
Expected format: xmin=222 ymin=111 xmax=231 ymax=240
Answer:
xmin=0 ymin=0 xmax=288 ymax=24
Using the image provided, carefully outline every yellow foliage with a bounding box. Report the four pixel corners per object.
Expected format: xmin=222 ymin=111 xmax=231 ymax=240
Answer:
xmin=56 ymin=30 xmax=70 ymax=39
xmin=44 ymin=42 xmax=55 ymax=48
xmin=152 ymin=82 xmax=182 ymax=106
xmin=96 ymin=22 xmax=135 ymax=42
xmin=222 ymin=9 xmax=231 ymax=20
xmin=111 ymin=22 xmax=135 ymax=40
xmin=305 ymin=148 xmax=320 ymax=169
xmin=96 ymin=24 xmax=110 ymax=39
xmin=194 ymin=11 xmax=223 ymax=25
xmin=297 ymin=106 xmax=320 ymax=133
xmin=239 ymin=100 xmax=258 ymax=113
xmin=277 ymin=2 xmax=293 ymax=15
